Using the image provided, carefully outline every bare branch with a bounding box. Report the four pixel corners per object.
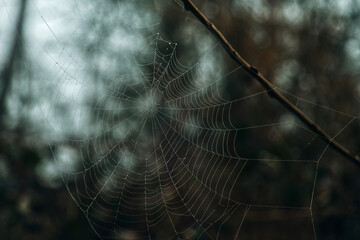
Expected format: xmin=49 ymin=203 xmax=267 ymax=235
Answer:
xmin=180 ymin=0 xmax=360 ymax=167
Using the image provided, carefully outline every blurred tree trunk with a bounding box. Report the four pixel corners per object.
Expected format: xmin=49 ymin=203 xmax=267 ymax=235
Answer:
xmin=0 ymin=0 xmax=27 ymax=123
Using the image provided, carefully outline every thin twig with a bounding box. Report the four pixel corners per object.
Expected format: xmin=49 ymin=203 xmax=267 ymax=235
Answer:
xmin=180 ymin=0 xmax=360 ymax=167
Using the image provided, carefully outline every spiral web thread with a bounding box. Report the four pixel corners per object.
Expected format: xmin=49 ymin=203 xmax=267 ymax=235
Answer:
xmin=39 ymin=32 xmax=355 ymax=240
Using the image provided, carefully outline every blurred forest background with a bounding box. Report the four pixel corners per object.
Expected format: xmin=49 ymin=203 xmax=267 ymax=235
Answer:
xmin=1 ymin=0 xmax=360 ymax=239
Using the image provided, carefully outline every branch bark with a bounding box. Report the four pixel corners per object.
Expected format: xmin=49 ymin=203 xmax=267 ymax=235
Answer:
xmin=181 ymin=0 xmax=360 ymax=167
xmin=0 ymin=0 xmax=27 ymax=121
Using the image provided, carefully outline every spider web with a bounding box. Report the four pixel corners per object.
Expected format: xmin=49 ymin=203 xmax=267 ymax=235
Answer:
xmin=45 ymin=33 xmax=327 ymax=239
xmin=23 ymin=0 xmax=360 ymax=239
